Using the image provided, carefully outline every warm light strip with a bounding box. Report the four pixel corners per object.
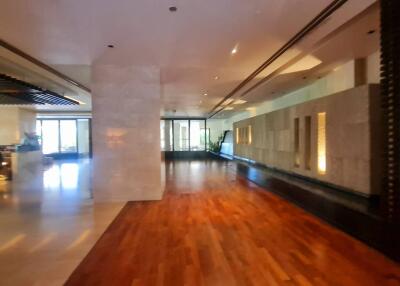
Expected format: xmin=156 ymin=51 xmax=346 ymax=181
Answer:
xmin=66 ymin=229 xmax=91 ymax=251
xmin=64 ymin=95 xmax=86 ymax=105
xmin=317 ymin=112 xmax=326 ymax=174
xmin=29 ymin=233 xmax=57 ymax=253
xmin=236 ymin=128 xmax=239 ymax=144
xmin=248 ymin=125 xmax=252 ymax=144
xmin=0 ymin=234 xmax=26 ymax=253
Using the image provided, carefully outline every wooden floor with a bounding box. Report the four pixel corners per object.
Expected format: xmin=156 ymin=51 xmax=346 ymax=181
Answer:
xmin=66 ymin=160 xmax=400 ymax=286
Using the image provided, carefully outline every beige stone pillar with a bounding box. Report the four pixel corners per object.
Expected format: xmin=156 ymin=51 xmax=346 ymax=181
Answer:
xmin=91 ymin=64 xmax=163 ymax=202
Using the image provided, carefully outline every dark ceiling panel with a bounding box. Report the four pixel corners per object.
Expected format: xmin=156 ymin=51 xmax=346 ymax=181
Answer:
xmin=0 ymin=73 xmax=79 ymax=105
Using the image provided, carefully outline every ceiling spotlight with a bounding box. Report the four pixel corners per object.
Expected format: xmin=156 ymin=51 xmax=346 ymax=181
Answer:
xmin=169 ymin=6 xmax=177 ymax=12
xmin=367 ymin=29 xmax=376 ymax=35
xmin=203 ymin=92 xmax=208 ymax=96
xmin=107 ymin=44 xmax=114 ymax=48
xmin=231 ymin=46 xmax=238 ymax=55
xmin=214 ymin=76 xmax=219 ymax=80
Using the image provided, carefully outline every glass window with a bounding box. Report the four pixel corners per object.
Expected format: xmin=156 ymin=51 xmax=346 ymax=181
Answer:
xmin=60 ymin=120 xmax=77 ymax=153
xmin=205 ymin=128 xmax=210 ymax=150
xmin=190 ymin=120 xmax=205 ymax=151
xmin=160 ymin=120 xmax=173 ymax=151
xmin=42 ymin=120 xmax=59 ymax=154
xmin=77 ymin=119 xmax=90 ymax=155
xmin=173 ymin=120 xmax=189 ymax=151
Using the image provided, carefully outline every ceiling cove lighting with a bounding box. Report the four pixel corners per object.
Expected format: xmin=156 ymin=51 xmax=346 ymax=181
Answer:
xmin=64 ymin=95 xmax=86 ymax=105
xmin=233 ymin=99 xmax=247 ymax=105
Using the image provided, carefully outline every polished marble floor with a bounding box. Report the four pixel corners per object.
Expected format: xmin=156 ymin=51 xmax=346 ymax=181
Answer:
xmin=0 ymin=159 xmax=124 ymax=286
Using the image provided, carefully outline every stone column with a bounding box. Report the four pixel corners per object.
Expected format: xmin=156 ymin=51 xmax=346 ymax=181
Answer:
xmin=91 ymin=64 xmax=163 ymax=202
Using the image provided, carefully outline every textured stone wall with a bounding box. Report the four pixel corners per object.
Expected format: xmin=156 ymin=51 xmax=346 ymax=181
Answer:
xmin=92 ymin=64 xmax=163 ymax=202
xmin=234 ymin=84 xmax=381 ymax=196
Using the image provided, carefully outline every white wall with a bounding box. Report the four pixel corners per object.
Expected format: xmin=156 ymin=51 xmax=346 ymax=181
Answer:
xmin=206 ymin=119 xmax=225 ymax=144
xmin=0 ymin=107 xmax=36 ymax=145
xmin=18 ymin=108 xmax=36 ymax=138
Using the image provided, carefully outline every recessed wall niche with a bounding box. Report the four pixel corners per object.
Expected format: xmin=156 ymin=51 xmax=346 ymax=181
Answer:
xmin=294 ymin=118 xmax=300 ymax=167
xmin=236 ymin=126 xmax=252 ymax=145
xmin=305 ymin=116 xmax=312 ymax=170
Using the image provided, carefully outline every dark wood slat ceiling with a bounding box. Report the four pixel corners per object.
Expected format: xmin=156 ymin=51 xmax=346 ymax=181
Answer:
xmin=0 ymin=73 xmax=79 ymax=105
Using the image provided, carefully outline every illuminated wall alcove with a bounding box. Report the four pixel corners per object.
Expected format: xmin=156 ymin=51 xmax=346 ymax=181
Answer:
xmin=236 ymin=126 xmax=252 ymax=145
xmin=317 ymin=112 xmax=326 ymax=175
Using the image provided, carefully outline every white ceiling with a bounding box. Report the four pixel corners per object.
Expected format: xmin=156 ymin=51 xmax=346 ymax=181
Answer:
xmin=0 ymin=0 xmax=377 ymax=117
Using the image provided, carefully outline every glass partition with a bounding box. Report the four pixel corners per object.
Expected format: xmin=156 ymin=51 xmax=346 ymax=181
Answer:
xmin=37 ymin=118 xmax=91 ymax=157
xmin=173 ymin=120 xmax=189 ymax=151
xmin=161 ymin=119 xmax=206 ymax=151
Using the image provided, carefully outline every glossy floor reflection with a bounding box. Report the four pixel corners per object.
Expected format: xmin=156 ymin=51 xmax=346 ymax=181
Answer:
xmin=0 ymin=159 xmax=123 ymax=286
xmin=67 ymin=160 xmax=400 ymax=286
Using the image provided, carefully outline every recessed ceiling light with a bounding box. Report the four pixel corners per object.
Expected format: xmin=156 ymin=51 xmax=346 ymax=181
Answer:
xmin=203 ymin=92 xmax=208 ymax=96
xmin=233 ymin=99 xmax=247 ymax=105
xmin=107 ymin=44 xmax=114 ymax=48
xmin=169 ymin=6 xmax=177 ymax=12
xmin=367 ymin=29 xmax=376 ymax=35
xmin=214 ymin=76 xmax=219 ymax=80
xmin=231 ymin=46 xmax=238 ymax=55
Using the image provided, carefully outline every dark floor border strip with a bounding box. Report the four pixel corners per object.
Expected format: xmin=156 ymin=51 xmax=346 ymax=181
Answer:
xmin=233 ymin=154 xmax=378 ymax=201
